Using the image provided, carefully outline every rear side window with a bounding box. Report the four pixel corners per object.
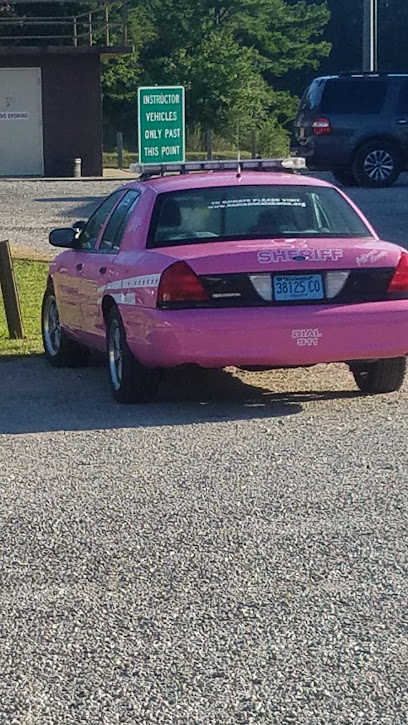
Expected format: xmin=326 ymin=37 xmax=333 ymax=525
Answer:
xmin=321 ymin=79 xmax=387 ymax=114
xmin=99 ymin=190 xmax=140 ymax=252
xmin=397 ymin=79 xmax=408 ymax=115
xmin=77 ymin=190 xmax=124 ymax=250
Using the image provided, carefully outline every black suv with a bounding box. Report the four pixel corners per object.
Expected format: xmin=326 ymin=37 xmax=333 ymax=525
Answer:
xmin=291 ymin=72 xmax=408 ymax=187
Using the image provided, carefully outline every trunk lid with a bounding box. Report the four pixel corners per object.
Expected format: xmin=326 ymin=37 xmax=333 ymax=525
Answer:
xmin=158 ymin=237 xmax=402 ymax=274
xmin=155 ymin=238 xmax=403 ymax=309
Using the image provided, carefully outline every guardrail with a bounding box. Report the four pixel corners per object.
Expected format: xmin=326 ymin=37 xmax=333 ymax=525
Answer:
xmin=0 ymin=1 xmax=128 ymax=47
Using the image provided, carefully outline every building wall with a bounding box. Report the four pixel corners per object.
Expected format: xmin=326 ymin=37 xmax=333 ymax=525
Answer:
xmin=0 ymin=53 xmax=103 ymax=176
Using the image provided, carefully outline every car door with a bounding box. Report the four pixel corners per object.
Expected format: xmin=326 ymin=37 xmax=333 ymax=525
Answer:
xmin=77 ymin=189 xmax=142 ymax=346
xmin=54 ymin=189 xmax=124 ymax=341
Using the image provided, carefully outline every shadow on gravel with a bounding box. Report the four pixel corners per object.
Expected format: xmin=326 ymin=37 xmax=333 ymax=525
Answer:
xmin=0 ymin=356 xmax=360 ymax=435
xmin=34 ymin=195 xmax=112 ymax=221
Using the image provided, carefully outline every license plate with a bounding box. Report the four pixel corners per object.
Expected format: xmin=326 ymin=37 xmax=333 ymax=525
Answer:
xmin=273 ymin=274 xmax=324 ymax=302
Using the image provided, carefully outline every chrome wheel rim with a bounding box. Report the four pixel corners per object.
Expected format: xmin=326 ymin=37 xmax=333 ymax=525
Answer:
xmin=108 ymin=319 xmax=123 ymax=391
xmin=43 ymin=295 xmax=61 ymax=356
xmin=364 ymin=149 xmax=394 ymax=182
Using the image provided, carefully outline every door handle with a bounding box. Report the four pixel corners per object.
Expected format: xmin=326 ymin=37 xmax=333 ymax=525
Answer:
xmin=76 ymin=262 xmax=83 ymax=271
xmin=397 ymin=119 xmax=408 ymax=125
xmin=99 ymin=266 xmax=107 ymax=274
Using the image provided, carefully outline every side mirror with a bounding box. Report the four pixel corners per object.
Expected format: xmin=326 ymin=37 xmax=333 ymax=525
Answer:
xmin=49 ymin=228 xmax=76 ymax=248
xmin=72 ymin=220 xmax=86 ymax=234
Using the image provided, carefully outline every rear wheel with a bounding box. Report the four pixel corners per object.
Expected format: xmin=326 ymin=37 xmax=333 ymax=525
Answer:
xmin=42 ymin=286 xmax=89 ymax=367
xmin=106 ymin=307 xmax=160 ymax=403
xmin=352 ymin=141 xmax=402 ymax=188
xmin=351 ymin=357 xmax=406 ymax=394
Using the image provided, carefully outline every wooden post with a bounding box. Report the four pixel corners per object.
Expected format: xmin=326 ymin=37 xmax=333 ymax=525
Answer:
xmin=0 ymin=241 xmax=24 ymax=340
xmin=122 ymin=0 xmax=128 ymax=46
xmin=206 ymin=130 xmax=212 ymax=160
xmin=88 ymin=11 xmax=93 ymax=46
xmin=117 ymin=131 xmax=123 ymax=169
xmin=251 ymin=130 xmax=257 ymax=159
xmin=104 ymin=4 xmax=110 ymax=46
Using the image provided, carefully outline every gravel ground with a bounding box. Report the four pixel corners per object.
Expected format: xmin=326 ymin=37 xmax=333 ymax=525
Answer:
xmin=1 ymin=174 xmax=408 ymax=723
xmin=0 ymin=178 xmax=130 ymax=259
xmin=1 ymin=358 xmax=408 ymax=724
xmin=1 ymin=171 xmax=408 ymax=260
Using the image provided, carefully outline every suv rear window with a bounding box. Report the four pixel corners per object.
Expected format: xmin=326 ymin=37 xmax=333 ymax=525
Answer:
xmin=147 ymin=185 xmax=373 ymax=248
xmin=321 ymin=79 xmax=387 ymax=114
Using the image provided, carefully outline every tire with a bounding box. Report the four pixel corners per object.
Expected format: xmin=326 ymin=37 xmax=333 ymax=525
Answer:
xmin=351 ymin=357 xmax=406 ymax=394
xmin=42 ymin=286 xmax=90 ymax=367
xmin=106 ymin=307 xmax=160 ymax=403
xmin=332 ymin=169 xmax=357 ymax=187
xmin=352 ymin=140 xmax=402 ymax=188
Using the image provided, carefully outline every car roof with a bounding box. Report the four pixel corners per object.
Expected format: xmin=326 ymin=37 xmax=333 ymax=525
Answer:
xmin=311 ymin=72 xmax=408 ymax=83
xmin=125 ymin=171 xmax=333 ymax=194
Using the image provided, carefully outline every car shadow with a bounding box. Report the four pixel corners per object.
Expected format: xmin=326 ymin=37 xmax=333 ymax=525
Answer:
xmin=34 ymin=190 xmax=126 ymax=222
xmin=33 ymin=196 xmax=108 ymax=223
xmin=0 ymin=356 xmax=361 ymax=435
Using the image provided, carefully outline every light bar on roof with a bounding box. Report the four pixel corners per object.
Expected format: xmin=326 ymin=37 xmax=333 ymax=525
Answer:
xmin=129 ymin=157 xmax=306 ymax=176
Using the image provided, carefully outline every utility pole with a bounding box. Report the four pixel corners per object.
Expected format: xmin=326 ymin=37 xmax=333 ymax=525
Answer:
xmin=363 ymin=0 xmax=378 ymax=71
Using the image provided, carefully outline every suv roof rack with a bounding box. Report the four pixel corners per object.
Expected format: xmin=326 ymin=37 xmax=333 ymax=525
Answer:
xmin=130 ymin=157 xmax=306 ymax=180
xmin=339 ymin=70 xmax=408 ymax=77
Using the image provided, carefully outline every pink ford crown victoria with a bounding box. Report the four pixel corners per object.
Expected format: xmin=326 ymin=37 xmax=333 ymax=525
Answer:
xmin=42 ymin=159 xmax=408 ymax=403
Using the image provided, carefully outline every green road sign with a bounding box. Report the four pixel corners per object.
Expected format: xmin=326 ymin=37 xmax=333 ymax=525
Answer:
xmin=138 ymin=86 xmax=185 ymax=165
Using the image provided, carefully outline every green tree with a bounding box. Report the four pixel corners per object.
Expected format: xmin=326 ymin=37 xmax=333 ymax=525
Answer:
xmin=103 ymin=0 xmax=330 ymax=151
xmin=304 ymin=0 xmax=408 ymax=75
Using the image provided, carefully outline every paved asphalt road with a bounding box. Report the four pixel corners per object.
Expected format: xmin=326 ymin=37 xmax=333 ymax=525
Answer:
xmin=1 ymin=177 xmax=408 ymax=723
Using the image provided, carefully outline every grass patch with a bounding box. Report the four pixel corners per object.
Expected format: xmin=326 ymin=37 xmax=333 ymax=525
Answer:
xmin=0 ymin=258 xmax=48 ymax=356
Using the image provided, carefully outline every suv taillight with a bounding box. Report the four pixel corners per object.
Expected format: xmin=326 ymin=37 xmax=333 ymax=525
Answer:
xmin=313 ymin=117 xmax=331 ymax=136
xmin=157 ymin=261 xmax=209 ymax=305
xmin=388 ymin=252 xmax=408 ymax=294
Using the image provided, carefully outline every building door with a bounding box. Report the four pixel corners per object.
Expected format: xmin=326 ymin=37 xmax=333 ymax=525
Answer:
xmin=0 ymin=68 xmax=44 ymax=176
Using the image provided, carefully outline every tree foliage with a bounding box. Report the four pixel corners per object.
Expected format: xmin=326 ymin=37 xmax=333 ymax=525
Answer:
xmin=3 ymin=0 xmax=331 ymax=151
xmin=306 ymin=0 xmax=408 ymax=74
xmin=102 ymin=0 xmax=330 ymax=149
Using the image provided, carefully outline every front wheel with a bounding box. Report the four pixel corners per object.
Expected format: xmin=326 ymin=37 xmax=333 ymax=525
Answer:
xmin=352 ymin=141 xmax=401 ymax=188
xmin=106 ymin=307 xmax=160 ymax=403
xmin=42 ymin=286 xmax=89 ymax=367
xmin=351 ymin=357 xmax=406 ymax=394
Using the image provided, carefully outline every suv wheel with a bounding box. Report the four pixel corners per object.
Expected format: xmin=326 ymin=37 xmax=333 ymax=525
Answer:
xmin=332 ymin=170 xmax=357 ymax=187
xmin=352 ymin=141 xmax=401 ymax=188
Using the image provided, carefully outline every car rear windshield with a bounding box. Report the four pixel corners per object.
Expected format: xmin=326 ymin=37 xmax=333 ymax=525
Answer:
xmin=320 ymin=79 xmax=387 ymax=114
xmin=147 ymin=185 xmax=373 ymax=248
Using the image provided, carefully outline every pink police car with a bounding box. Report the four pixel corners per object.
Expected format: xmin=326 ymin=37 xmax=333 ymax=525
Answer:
xmin=42 ymin=159 xmax=408 ymax=403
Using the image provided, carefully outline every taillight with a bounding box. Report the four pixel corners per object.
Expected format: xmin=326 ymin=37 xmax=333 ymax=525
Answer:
xmin=157 ymin=261 xmax=209 ymax=305
xmin=313 ymin=117 xmax=331 ymax=136
xmin=388 ymin=252 xmax=408 ymax=293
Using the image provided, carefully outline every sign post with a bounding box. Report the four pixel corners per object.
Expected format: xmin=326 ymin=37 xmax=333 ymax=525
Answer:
xmin=0 ymin=240 xmax=24 ymax=340
xmin=138 ymin=86 xmax=185 ymax=165
xmin=363 ymin=0 xmax=378 ymax=72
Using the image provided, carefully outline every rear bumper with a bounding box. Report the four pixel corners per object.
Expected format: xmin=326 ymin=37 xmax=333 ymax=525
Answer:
xmin=291 ymin=137 xmax=352 ymax=171
xmin=122 ymin=301 xmax=408 ymax=368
